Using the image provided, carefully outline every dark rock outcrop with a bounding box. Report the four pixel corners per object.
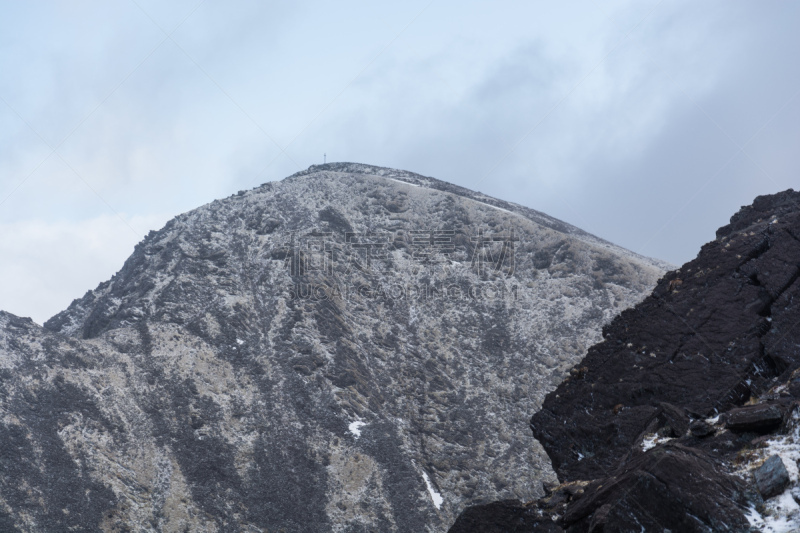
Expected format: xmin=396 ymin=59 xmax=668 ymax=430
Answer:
xmin=689 ymin=419 xmax=715 ymax=438
xmin=724 ymin=404 xmax=784 ymax=433
xmin=448 ymin=501 xmax=563 ymax=533
xmin=562 ymin=443 xmax=752 ymax=532
xmin=451 ymin=189 xmax=800 ymax=532
xmin=754 ymin=455 xmax=790 ymax=499
xmin=531 ymin=188 xmax=800 ymax=482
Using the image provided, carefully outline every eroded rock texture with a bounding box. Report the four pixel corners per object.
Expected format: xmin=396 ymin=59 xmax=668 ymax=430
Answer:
xmin=0 ymin=163 xmax=667 ymax=532
xmin=452 ymin=189 xmax=800 ymax=532
xmin=530 ymin=189 xmax=800 ymax=482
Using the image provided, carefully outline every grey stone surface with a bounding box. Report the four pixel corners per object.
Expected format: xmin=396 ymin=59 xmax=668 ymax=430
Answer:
xmin=754 ymin=455 xmax=789 ymax=499
xmin=725 ymin=404 xmax=784 ymax=433
xmin=689 ymin=420 xmax=715 ymax=438
xmin=0 ymin=164 xmax=667 ymax=532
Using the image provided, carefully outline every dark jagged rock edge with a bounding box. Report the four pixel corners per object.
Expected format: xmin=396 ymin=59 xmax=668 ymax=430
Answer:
xmin=450 ymin=189 xmax=800 ymax=532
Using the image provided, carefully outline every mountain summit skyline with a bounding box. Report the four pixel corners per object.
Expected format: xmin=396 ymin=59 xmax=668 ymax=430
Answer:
xmin=0 ymin=163 xmax=667 ymax=531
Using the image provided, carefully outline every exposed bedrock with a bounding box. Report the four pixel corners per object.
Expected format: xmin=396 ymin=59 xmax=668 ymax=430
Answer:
xmin=452 ymin=189 xmax=800 ymax=532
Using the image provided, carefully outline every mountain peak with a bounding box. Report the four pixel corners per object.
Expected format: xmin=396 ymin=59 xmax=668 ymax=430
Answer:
xmin=4 ymin=165 xmax=668 ymax=531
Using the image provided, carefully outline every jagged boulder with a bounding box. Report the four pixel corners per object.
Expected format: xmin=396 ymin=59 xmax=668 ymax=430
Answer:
xmin=562 ymin=444 xmax=752 ymax=532
xmin=754 ymin=455 xmax=790 ymax=498
xmin=531 ymin=189 xmax=800 ymax=482
xmin=724 ymin=404 xmax=784 ymax=433
xmin=452 ymin=189 xmax=800 ymax=531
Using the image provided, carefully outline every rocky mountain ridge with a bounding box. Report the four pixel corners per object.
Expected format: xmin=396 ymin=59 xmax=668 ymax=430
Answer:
xmin=450 ymin=189 xmax=800 ymax=532
xmin=0 ymin=163 xmax=668 ymax=532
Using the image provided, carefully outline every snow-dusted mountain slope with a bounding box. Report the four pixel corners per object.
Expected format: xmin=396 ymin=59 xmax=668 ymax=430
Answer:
xmin=0 ymin=163 xmax=668 ymax=532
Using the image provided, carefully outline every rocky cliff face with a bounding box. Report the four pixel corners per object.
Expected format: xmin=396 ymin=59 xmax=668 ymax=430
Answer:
xmin=0 ymin=163 xmax=667 ymax=532
xmin=450 ymin=189 xmax=800 ymax=532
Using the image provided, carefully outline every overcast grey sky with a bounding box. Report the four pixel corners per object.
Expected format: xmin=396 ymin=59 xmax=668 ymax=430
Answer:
xmin=1 ymin=0 xmax=798 ymax=324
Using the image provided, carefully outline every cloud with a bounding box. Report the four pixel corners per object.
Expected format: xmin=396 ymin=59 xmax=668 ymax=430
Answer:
xmin=0 ymin=214 xmax=170 ymax=324
xmin=1 ymin=0 xmax=799 ymax=317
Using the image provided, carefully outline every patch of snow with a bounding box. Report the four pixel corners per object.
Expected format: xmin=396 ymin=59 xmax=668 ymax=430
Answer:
xmin=641 ymin=433 xmax=673 ymax=452
xmin=474 ymin=200 xmax=513 ymax=214
xmin=348 ymin=421 xmax=365 ymax=438
xmin=421 ymin=471 xmax=443 ymax=509
xmin=761 ymin=412 xmax=800 ymax=483
xmin=742 ymin=410 xmax=800 ymax=483
xmin=236 ymin=338 xmax=244 ymax=345
xmin=386 ymin=177 xmax=420 ymax=188
xmin=706 ymin=415 xmax=720 ymax=424
xmin=738 ymin=408 xmax=800 ymax=531
xmin=746 ymin=492 xmax=800 ymax=533
xmin=746 ymin=506 xmax=764 ymax=529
